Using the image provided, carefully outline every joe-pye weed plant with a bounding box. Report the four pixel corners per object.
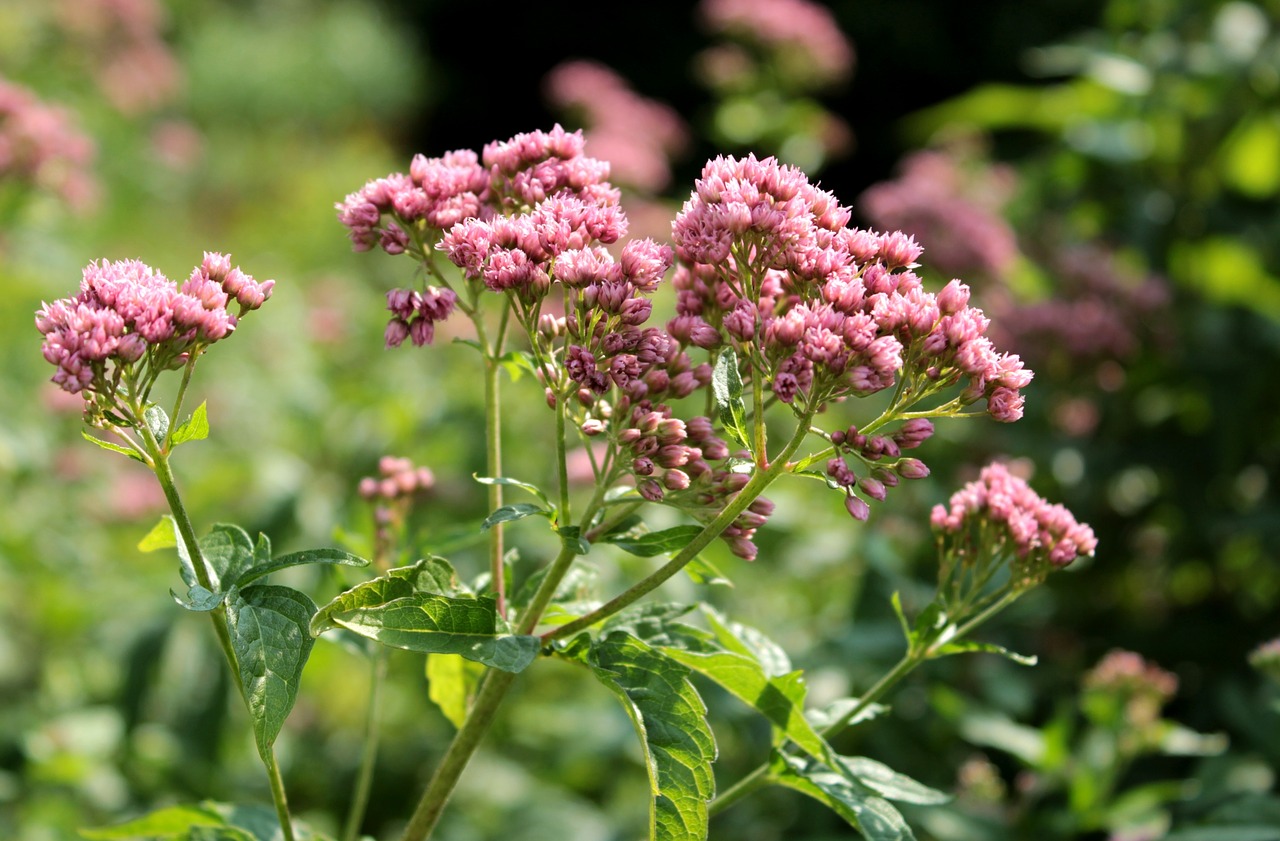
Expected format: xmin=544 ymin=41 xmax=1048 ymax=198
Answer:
xmin=38 ymin=125 xmax=1097 ymax=841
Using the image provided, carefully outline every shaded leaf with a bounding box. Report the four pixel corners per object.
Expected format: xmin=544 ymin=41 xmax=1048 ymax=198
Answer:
xmin=712 ymin=348 xmax=750 ymax=451
xmin=700 ymin=605 xmax=790 ymax=677
xmin=144 ymin=405 xmax=170 ymax=442
xmin=171 ymin=401 xmax=210 ymax=446
xmin=604 ymin=525 xmax=704 ymax=558
xmin=557 ymin=525 xmax=590 ymax=555
xmin=590 ymin=631 xmax=716 ymax=841
xmin=201 ymin=524 xmax=256 ymax=592
xmin=226 ymin=585 xmax=317 ymax=760
xmin=683 ymin=556 xmax=733 ymax=587
xmin=171 ymin=585 xmax=224 ymax=612
xmin=771 ymin=752 xmax=915 ymax=841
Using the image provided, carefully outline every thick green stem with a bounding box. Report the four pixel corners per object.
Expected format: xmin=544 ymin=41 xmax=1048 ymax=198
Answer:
xmin=343 ymin=649 xmax=388 ymax=841
xmin=544 ymin=409 xmax=817 ymax=644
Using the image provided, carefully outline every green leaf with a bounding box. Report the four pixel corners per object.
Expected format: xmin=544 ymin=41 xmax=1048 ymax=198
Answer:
xmin=311 ymin=559 xmax=465 ymax=635
xmin=144 ymin=405 xmax=170 ymax=442
xmin=589 ymin=631 xmax=716 ymax=841
xmin=139 ymin=515 xmax=179 ymax=552
xmin=496 ymin=350 xmax=538 ymax=382
xmin=932 ymin=639 xmax=1038 ymax=666
xmin=712 ymin=348 xmax=750 ymax=451
xmin=770 ymin=753 xmax=915 ymax=841
xmin=557 ymin=525 xmax=591 ymax=555
xmin=838 ymin=756 xmax=952 ymax=805
xmin=683 ymin=556 xmax=732 ymax=587
xmin=890 ymin=591 xmax=910 ymax=643
xmin=701 ymin=605 xmax=790 ymax=677
xmin=200 ymin=524 xmax=256 ymax=591
xmin=171 ymin=585 xmax=224 ymax=612
xmin=426 ymin=652 xmax=485 ymax=729
xmin=481 ymin=503 xmax=550 ymax=531
xmin=78 ymin=804 xmax=227 ymax=839
xmin=171 ymin=401 xmax=210 ymax=446
xmin=662 ymin=647 xmax=835 ymax=767
xmin=319 ymin=593 xmax=539 ymax=672
xmin=81 ymin=430 xmax=146 ymax=463
xmin=234 ymin=547 xmax=369 ymax=589
xmin=473 ymin=474 xmax=551 ymax=507
xmin=604 ymin=525 xmax=704 ymax=557
xmin=1163 ymin=829 xmax=1280 ymax=841
xmin=225 ymin=585 xmax=317 ymax=760
xmin=602 ymin=603 xmax=716 ymax=651
xmin=805 ymin=697 xmax=887 ymax=732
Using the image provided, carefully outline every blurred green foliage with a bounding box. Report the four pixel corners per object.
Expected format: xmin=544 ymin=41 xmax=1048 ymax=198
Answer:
xmin=3 ymin=0 xmax=1279 ymax=840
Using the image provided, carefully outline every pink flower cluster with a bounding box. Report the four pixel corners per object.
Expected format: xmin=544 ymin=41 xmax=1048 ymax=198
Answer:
xmin=542 ymin=60 xmax=689 ymax=193
xmin=0 ymin=77 xmax=97 ymax=211
xmin=36 ymin=254 xmax=272 ymax=395
xmin=56 ymin=0 xmax=182 ymax=116
xmin=670 ymin=153 xmax=1032 ymax=422
xmin=697 ymin=0 xmax=855 ymax=86
xmin=358 ymin=455 xmax=436 ymax=502
xmin=1082 ymin=649 xmax=1178 ymax=702
xmin=931 ymin=462 xmax=1097 ymax=586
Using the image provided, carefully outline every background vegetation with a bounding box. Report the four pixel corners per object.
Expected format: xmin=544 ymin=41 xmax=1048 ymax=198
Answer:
xmin=3 ymin=0 xmax=1278 ymax=839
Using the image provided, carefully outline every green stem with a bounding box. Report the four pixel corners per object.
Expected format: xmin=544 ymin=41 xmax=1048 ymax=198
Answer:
xmin=543 ymin=409 xmax=817 ymax=644
xmin=343 ymin=648 xmax=388 ymax=841
xmin=165 ymin=352 xmax=200 ymax=450
xmin=263 ymin=749 xmax=298 ymax=841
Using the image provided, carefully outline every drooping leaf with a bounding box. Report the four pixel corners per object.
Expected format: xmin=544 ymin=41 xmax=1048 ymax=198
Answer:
xmin=427 ymin=652 xmax=485 ymax=729
xmin=77 ymin=804 xmax=226 ymax=839
xmin=770 ymin=752 xmax=915 ymax=841
xmin=661 ymin=648 xmax=834 ymax=767
xmin=473 ymin=474 xmax=551 ymax=507
xmin=171 ymin=585 xmax=224 ymax=612
xmin=225 ymin=585 xmax=317 ymax=760
xmin=81 ymin=430 xmax=147 ymax=463
xmin=481 ymin=503 xmax=550 ymax=531
xmin=200 ymin=524 xmax=256 ymax=592
xmin=589 ymin=631 xmax=717 ymax=841
xmin=319 ymin=593 xmax=539 ymax=673
xmin=712 ymin=348 xmax=750 ymax=451
xmin=932 ymin=639 xmax=1038 ymax=666
xmin=604 ymin=525 xmax=705 ymax=558
xmin=837 ymin=756 xmax=952 ymax=805
xmin=170 ymin=401 xmax=210 ymax=447
xmin=234 ymin=547 xmax=369 ymax=589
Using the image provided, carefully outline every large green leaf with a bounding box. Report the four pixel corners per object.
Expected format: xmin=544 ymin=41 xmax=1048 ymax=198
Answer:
xmin=603 ymin=525 xmax=705 ymax=558
xmin=770 ymin=753 xmax=915 ymax=841
xmin=427 ymin=652 xmax=485 ymax=729
xmin=234 ymin=547 xmax=369 ymax=588
xmin=700 ymin=605 xmax=790 ymax=678
xmin=661 ymin=648 xmax=834 ymax=768
xmin=838 ymin=756 xmax=951 ymax=805
xmin=320 ymin=593 xmax=539 ymax=672
xmin=225 ymin=585 xmax=317 ymax=760
xmin=590 ymin=631 xmax=716 ymax=841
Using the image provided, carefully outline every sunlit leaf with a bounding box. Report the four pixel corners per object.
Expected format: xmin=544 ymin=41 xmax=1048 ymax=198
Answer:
xmin=590 ymin=631 xmax=716 ymax=841
xmin=78 ymin=804 xmax=226 ymax=839
xmin=481 ymin=503 xmax=551 ymax=531
xmin=427 ymin=652 xmax=484 ymax=729
xmin=81 ymin=430 xmax=146 ymax=463
xmin=932 ymin=640 xmax=1037 ymax=666
xmin=712 ymin=348 xmax=750 ymax=451
xmin=234 ymin=546 xmax=369 ymax=588
xmin=604 ymin=525 xmax=704 ymax=557
xmin=170 ymin=401 xmax=210 ymax=447
xmin=770 ymin=752 xmax=914 ymax=841
xmin=200 ymin=523 xmax=256 ymax=592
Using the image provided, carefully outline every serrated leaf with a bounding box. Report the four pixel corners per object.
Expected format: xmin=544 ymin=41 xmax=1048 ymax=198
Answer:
xmin=139 ymin=516 xmax=179 ymax=552
xmin=200 ymin=524 xmax=256 ymax=592
xmin=589 ymin=631 xmax=716 ymax=841
xmin=77 ymin=804 xmax=226 ymax=839
xmin=712 ymin=349 xmax=750 ymax=451
xmin=234 ymin=547 xmax=369 ymax=589
xmin=838 ymin=756 xmax=952 ymax=805
xmin=427 ymin=652 xmax=484 ymax=729
xmin=171 ymin=401 xmax=210 ymax=446
xmin=225 ymin=585 xmax=317 ymax=760
xmin=770 ymin=752 xmax=915 ymax=841
xmin=171 ymin=585 xmax=224 ymax=612
xmin=311 ymin=559 xmax=466 ymax=635
xmin=321 ymin=593 xmax=539 ymax=672
xmin=662 ymin=648 xmax=835 ymax=767
xmin=81 ymin=430 xmax=147 ymax=463
xmin=604 ymin=525 xmax=705 ymax=557
xmin=144 ymin=405 xmax=170 ymax=442
xmin=481 ymin=503 xmax=550 ymax=531
xmin=932 ymin=640 xmax=1038 ymax=666
xmin=473 ymin=474 xmax=551 ymax=507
